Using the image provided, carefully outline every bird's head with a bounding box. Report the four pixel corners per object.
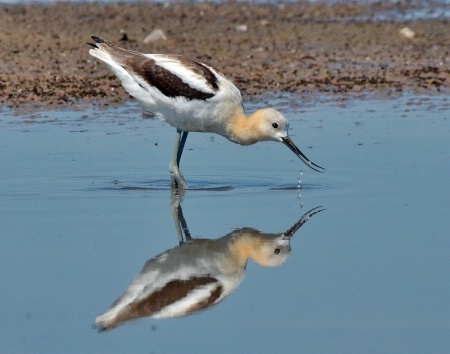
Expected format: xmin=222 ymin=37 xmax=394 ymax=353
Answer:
xmin=253 ymin=108 xmax=325 ymax=173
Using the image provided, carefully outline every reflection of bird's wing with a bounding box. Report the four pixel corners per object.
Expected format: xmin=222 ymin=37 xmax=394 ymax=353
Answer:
xmin=95 ymin=243 xmax=244 ymax=330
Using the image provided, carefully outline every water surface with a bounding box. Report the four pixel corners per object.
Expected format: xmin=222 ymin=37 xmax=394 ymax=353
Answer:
xmin=1 ymin=94 xmax=449 ymax=353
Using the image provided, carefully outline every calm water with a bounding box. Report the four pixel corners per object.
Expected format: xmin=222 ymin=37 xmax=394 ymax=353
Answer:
xmin=1 ymin=94 xmax=449 ymax=353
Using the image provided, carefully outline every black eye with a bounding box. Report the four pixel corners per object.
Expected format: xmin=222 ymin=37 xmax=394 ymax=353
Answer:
xmin=272 ymin=123 xmax=279 ymax=129
xmin=274 ymin=248 xmax=280 ymax=254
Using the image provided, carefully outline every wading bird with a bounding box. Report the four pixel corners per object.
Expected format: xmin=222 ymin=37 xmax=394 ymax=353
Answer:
xmin=88 ymin=36 xmax=324 ymax=188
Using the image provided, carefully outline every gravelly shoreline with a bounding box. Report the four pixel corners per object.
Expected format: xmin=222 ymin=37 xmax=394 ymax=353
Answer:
xmin=0 ymin=2 xmax=449 ymax=110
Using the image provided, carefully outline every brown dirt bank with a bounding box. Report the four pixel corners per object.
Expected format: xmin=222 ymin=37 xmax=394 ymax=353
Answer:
xmin=0 ymin=2 xmax=449 ymax=110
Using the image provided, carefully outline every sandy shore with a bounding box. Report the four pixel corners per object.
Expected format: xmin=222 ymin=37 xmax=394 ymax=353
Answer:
xmin=0 ymin=2 xmax=449 ymax=109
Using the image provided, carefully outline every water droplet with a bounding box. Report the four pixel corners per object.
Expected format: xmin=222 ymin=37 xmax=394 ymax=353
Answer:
xmin=297 ymin=170 xmax=303 ymax=189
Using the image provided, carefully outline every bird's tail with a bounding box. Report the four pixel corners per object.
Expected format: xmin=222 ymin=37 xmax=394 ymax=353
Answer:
xmin=95 ymin=308 xmax=120 ymax=331
xmin=88 ymin=36 xmax=142 ymax=66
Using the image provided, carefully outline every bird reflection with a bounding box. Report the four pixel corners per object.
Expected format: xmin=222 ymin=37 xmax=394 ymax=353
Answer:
xmin=95 ymin=197 xmax=324 ymax=331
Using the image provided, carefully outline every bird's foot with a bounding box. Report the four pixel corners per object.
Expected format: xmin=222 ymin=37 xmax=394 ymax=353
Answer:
xmin=170 ymin=167 xmax=188 ymax=189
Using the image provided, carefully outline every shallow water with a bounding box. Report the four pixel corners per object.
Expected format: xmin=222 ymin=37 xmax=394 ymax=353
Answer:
xmin=1 ymin=94 xmax=449 ymax=353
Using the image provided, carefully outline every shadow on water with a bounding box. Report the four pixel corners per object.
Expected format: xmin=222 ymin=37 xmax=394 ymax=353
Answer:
xmin=94 ymin=188 xmax=325 ymax=331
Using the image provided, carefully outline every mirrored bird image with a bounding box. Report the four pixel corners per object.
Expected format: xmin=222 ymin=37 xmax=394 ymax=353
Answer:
xmin=88 ymin=36 xmax=325 ymax=188
xmin=95 ymin=206 xmax=324 ymax=330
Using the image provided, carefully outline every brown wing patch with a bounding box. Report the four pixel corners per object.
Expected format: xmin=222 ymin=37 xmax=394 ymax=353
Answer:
xmin=176 ymin=56 xmax=219 ymax=91
xmin=114 ymin=276 xmax=222 ymax=325
xmin=124 ymin=56 xmax=218 ymax=101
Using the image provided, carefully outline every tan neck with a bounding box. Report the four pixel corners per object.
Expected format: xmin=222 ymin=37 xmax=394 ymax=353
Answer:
xmin=226 ymin=109 xmax=262 ymax=146
xmin=228 ymin=230 xmax=271 ymax=266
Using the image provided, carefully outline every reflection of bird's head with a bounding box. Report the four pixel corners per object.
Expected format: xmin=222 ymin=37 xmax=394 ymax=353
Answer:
xmin=251 ymin=236 xmax=291 ymax=267
xmin=231 ymin=228 xmax=292 ymax=267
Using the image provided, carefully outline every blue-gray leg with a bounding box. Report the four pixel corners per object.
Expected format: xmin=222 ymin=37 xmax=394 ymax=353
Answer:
xmin=169 ymin=129 xmax=189 ymax=189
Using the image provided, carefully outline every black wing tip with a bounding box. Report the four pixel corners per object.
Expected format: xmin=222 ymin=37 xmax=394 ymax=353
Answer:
xmin=87 ymin=36 xmax=107 ymax=49
xmin=91 ymin=36 xmax=105 ymax=44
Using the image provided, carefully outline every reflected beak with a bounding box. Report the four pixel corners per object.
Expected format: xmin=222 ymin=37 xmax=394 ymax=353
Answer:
xmin=281 ymin=136 xmax=325 ymax=173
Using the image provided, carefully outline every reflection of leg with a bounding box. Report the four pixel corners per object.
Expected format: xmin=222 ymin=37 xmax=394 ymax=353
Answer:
xmin=178 ymin=204 xmax=192 ymax=241
xmin=169 ymin=130 xmax=189 ymax=189
xmin=170 ymin=188 xmax=191 ymax=244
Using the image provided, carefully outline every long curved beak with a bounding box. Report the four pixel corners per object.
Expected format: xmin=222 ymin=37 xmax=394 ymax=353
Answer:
xmin=282 ymin=136 xmax=325 ymax=173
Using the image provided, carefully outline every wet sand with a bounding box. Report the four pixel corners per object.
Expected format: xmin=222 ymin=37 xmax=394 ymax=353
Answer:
xmin=0 ymin=2 xmax=449 ymax=109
